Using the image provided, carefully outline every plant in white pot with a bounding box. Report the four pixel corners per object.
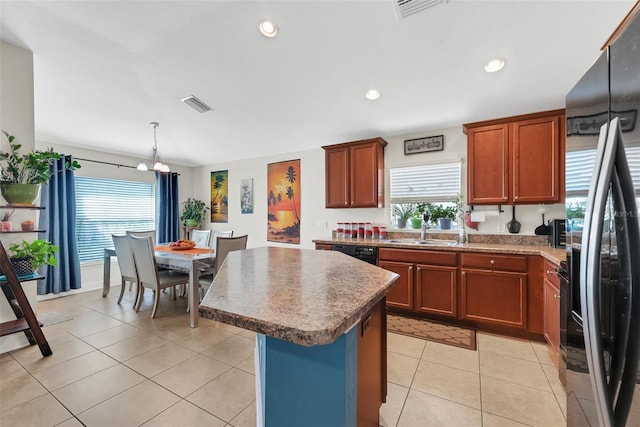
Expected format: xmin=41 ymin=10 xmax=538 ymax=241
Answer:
xmin=0 ymin=130 xmax=81 ymax=206
xmin=180 ymin=198 xmax=209 ymax=228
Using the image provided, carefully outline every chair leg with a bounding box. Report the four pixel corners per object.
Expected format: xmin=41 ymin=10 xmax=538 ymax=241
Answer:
xmin=151 ymin=289 xmax=160 ymax=318
xmin=135 ymin=285 xmax=144 ymax=312
xmin=117 ymin=278 xmax=126 ymax=304
xmin=132 ymin=281 xmax=140 ymax=308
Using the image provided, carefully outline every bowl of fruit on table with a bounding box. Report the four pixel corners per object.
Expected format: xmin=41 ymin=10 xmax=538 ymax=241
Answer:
xmin=168 ymin=239 xmax=196 ymax=250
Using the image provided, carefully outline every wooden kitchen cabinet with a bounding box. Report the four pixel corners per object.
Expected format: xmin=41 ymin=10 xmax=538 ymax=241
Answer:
xmin=378 ymin=260 xmax=413 ymax=310
xmin=357 ymin=299 xmax=386 ymax=427
xmin=315 ymin=243 xmax=333 ymax=251
xmin=460 ymin=253 xmax=528 ymax=329
xmin=323 ymin=137 xmax=387 ymax=208
xmin=379 ymin=248 xmax=458 ymax=318
xmin=543 ymin=259 xmax=561 ymax=364
xmin=464 ymin=109 xmax=565 ymax=205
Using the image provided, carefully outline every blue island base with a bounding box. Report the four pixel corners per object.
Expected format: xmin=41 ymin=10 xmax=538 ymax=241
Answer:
xmin=256 ymin=326 xmax=358 ymax=427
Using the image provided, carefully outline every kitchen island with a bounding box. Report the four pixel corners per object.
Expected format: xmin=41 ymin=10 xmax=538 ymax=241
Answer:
xmin=199 ymin=247 xmax=399 ymax=427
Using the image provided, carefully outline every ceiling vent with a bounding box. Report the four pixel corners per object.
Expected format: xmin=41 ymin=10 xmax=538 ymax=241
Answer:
xmin=395 ymin=0 xmax=446 ymax=20
xmin=181 ymin=95 xmax=213 ymax=113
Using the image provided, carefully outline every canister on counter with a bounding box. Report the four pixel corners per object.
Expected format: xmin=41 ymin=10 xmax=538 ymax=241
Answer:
xmin=379 ymin=226 xmax=388 ymax=240
xmin=336 ymin=222 xmax=344 ymax=239
xmin=372 ymin=225 xmax=379 ymax=239
xmin=357 ymin=222 xmax=365 ymax=239
xmin=343 ymin=222 xmax=351 ymax=239
xmin=365 ymin=222 xmax=373 ymax=239
xmin=350 ymin=222 xmax=358 ymax=239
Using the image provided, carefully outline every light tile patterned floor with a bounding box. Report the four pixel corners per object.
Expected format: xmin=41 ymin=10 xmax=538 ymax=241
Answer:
xmin=0 ymin=287 xmax=567 ymax=426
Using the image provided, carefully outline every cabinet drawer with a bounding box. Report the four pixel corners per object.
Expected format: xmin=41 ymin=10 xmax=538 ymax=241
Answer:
xmin=543 ymin=259 xmax=560 ymax=287
xmin=460 ymin=253 xmax=527 ymax=272
xmin=378 ymin=248 xmax=457 ymax=266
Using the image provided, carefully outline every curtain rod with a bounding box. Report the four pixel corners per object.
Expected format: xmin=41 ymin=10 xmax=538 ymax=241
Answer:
xmin=74 ymin=157 xmax=179 ymax=175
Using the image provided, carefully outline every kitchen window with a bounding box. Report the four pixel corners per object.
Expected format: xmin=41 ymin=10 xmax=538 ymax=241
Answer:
xmin=75 ymin=177 xmax=155 ymax=262
xmin=389 ymin=162 xmax=461 ymax=227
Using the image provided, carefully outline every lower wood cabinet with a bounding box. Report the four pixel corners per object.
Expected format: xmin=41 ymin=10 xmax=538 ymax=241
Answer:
xmin=357 ymin=299 xmax=386 ymax=427
xmin=378 ymin=249 xmax=457 ymax=318
xmin=460 ymin=252 xmax=528 ymax=329
xmin=460 ymin=268 xmax=527 ymax=328
xmin=543 ymin=259 xmax=561 ymax=364
xmin=416 ymin=265 xmax=458 ymax=317
xmin=315 ymin=243 xmax=333 ymax=251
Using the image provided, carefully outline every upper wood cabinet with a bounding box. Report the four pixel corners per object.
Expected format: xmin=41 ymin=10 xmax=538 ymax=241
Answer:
xmin=323 ymin=137 xmax=387 ymax=208
xmin=464 ymin=109 xmax=565 ymax=205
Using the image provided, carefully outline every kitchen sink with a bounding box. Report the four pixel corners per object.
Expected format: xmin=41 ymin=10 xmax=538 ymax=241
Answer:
xmin=385 ymin=238 xmax=458 ymax=246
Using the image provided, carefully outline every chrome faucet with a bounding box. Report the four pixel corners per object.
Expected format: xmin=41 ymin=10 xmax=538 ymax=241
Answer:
xmin=421 ymin=213 xmax=429 ymax=240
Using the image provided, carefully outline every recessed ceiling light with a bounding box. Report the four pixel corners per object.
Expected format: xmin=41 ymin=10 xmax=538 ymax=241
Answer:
xmin=484 ymin=58 xmax=505 ymax=73
xmin=259 ymin=20 xmax=278 ymax=38
xmin=365 ymin=89 xmax=381 ymax=100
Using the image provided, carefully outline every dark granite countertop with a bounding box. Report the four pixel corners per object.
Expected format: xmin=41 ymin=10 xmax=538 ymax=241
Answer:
xmin=313 ymin=237 xmax=567 ymax=265
xmin=198 ymin=247 xmax=399 ymax=346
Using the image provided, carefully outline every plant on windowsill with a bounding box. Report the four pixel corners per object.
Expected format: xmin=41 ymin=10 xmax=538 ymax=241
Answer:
xmin=428 ymin=204 xmax=457 ymax=230
xmin=394 ymin=203 xmax=416 ymax=229
xmin=180 ymin=198 xmax=209 ymax=228
xmin=410 ymin=202 xmax=430 ymax=229
xmin=0 ymin=130 xmax=81 ymax=206
xmin=3 ymin=239 xmax=59 ymax=277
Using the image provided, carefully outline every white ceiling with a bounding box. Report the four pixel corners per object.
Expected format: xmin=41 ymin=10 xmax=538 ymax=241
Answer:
xmin=0 ymin=0 xmax=634 ymax=167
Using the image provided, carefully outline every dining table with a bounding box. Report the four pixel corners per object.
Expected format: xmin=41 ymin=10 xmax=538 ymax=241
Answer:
xmin=102 ymin=244 xmax=215 ymax=327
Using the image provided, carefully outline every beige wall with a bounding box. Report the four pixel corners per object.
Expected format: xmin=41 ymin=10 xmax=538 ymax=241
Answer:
xmin=192 ymin=125 xmax=565 ymax=250
xmin=0 ymin=41 xmax=37 ymax=352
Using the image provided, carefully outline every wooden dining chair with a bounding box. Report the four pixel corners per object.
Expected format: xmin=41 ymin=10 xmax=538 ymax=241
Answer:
xmin=198 ymin=235 xmax=248 ymax=299
xmin=191 ymin=229 xmax=212 ymax=248
xmin=129 ymin=235 xmax=190 ymax=318
xmin=111 ymin=234 xmax=139 ymax=306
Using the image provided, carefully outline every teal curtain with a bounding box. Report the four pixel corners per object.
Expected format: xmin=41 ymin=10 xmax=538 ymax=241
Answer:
xmin=156 ymin=172 xmax=179 ymax=243
xmin=38 ymin=155 xmax=81 ymax=294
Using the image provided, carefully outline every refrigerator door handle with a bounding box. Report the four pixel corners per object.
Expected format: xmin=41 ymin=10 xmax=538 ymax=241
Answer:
xmin=611 ymin=120 xmax=640 ymax=426
xmin=581 ymin=120 xmax=619 ymax=427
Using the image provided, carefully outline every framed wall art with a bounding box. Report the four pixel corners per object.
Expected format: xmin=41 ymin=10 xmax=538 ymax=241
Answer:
xmin=404 ymin=135 xmax=444 ymax=155
xmin=240 ymin=178 xmax=253 ymax=214
xmin=210 ymin=170 xmax=228 ymax=223
xmin=267 ymin=159 xmax=301 ymax=244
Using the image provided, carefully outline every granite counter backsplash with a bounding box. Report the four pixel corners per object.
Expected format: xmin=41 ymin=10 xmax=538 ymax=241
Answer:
xmin=332 ymin=230 xmax=550 ymax=246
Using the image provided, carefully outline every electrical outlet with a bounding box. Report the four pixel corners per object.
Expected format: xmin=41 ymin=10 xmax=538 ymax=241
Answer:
xmin=317 ymin=220 xmax=328 ymax=229
xmin=497 ymin=222 xmax=506 ymax=233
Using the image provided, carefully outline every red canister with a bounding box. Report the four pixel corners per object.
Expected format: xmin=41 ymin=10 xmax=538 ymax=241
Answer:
xmin=358 ymin=222 xmax=365 ymax=239
xmin=350 ymin=222 xmax=358 ymax=238
xmin=365 ymin=222 xmax=373 ymax=238
xmin=379 ymin=226 xmax=388 ymax=240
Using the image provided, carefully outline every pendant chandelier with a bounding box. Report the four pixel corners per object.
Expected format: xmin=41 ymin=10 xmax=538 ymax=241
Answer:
xmin=137 ymin=122 xmax=170 ymax=172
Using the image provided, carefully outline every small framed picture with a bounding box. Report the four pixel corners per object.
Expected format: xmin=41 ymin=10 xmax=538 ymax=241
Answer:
xmin=404 ymin=135 xmax=444 ymax=155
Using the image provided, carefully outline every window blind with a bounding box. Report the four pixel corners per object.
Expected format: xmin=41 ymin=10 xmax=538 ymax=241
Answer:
xmin=566 ymin=146 xmax=640 ymax=196
xmin=389 ymin=162 xmax=461 ymax=203
xmin=76 ymin=177 xmax=155 ymax=262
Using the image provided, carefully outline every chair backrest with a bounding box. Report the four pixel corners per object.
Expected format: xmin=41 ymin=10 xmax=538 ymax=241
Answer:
xmin=191 ymin=229 xmax=212 ymax=248
xmin=128 ymin=235 xmax=160 ymax=291
xmin=214 ymin=235 xmax=248 ymax=271
xmin=211 ymin=230 xmax=233 ymax=249
xmin=111 ymin=235 xmax=137 ymax=282
xmin=126 ymin=230 xmax=157 ymax=246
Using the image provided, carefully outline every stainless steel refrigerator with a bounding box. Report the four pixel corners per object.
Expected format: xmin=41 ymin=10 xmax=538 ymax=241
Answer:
xmin=564 ymin=9 xmax=640 ymax=427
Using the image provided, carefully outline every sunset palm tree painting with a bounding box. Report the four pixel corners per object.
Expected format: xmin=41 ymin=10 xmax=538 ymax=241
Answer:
xmin=210 ymin=170 xmax=229 ymax=223
xmin=267 ymin=159 xmax=301 ymax=243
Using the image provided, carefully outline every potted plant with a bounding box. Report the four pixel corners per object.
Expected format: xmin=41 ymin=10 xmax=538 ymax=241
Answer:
xmin=4 ymin=239 xmax=59 ymax=277
xmin=0 ymin=130 xmax=81 ymax=206
xmin=393 ymin=203 xmax=415 ymax=229
xmin=410 ymin=202 xmax=430 ymax=229
xmin=428 ymin=203 xmax=457 ymax=229
xmin=180 ymin=197 xmax=209 ymax=228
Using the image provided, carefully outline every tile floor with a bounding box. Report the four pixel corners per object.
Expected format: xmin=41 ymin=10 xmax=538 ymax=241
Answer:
xmin=0 ymin=287 xmax=567 ymax=426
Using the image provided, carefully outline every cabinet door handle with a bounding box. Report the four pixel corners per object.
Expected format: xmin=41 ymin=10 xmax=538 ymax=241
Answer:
xmin=546 ymin=270 xmax=554 ymax=274
xmin=554 ymin=294 xmax=561 ymax=299
xmin=490 ymin=260 xmax=495 ymax=265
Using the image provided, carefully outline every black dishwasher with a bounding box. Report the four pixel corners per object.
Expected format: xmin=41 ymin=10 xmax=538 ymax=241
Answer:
xmin=332 ymin=244 xmax=377 ymax=265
